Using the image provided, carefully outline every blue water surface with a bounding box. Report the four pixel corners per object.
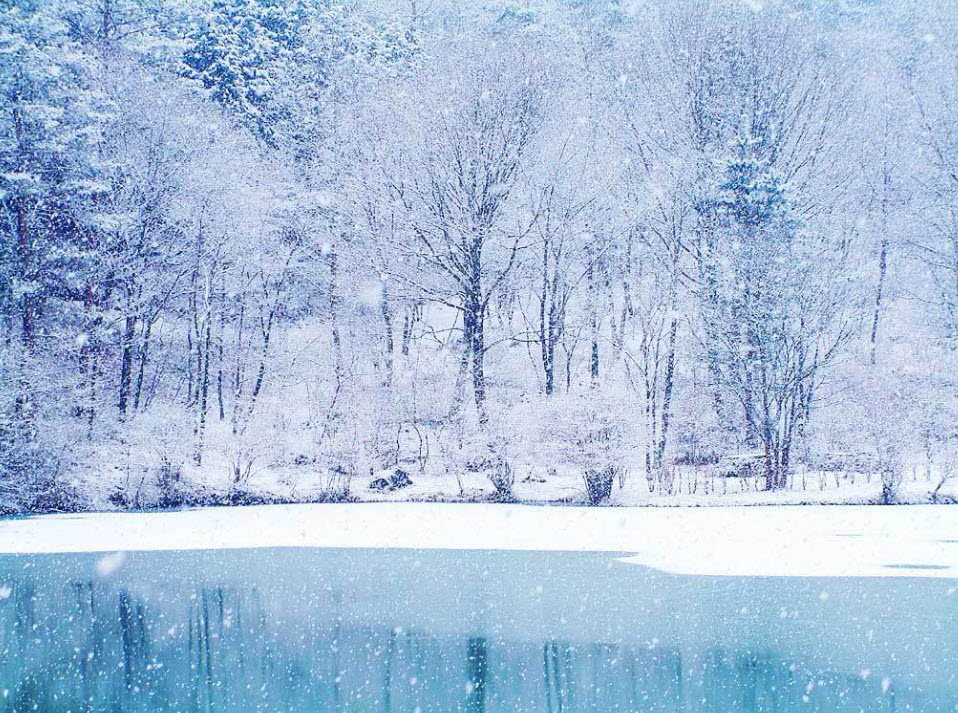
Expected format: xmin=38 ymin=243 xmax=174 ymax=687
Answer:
xmin=0 ymin=548 xmax=954 ymax=712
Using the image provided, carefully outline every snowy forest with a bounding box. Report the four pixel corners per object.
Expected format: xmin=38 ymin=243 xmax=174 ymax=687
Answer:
xmin=2 ymin=0 xmax=958 ymax=513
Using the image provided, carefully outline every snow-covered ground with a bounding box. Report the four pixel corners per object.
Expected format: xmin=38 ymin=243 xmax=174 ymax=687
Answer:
xmin=355 ymin=464 xmax=956 ymax=506
xmin=1 ymin=502 xmax=956 ymax=579
xmin=83 ymin=443 xmax=957 ymax=510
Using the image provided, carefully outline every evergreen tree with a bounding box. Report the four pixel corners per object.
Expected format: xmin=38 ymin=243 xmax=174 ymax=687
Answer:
xmin=0 ymin=0 xmax=100 ymax=504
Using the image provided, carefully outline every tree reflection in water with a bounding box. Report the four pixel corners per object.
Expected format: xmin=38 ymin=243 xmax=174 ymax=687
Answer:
xmin=0 ymin=549 xmax=952 ymax=712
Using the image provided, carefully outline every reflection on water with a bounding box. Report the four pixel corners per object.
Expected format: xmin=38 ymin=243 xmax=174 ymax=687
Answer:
xmin=0 ymin=548 xmax=955 ymax=712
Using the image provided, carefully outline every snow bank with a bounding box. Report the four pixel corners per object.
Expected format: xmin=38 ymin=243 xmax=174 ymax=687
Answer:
xmin=0 ymin=503 xmax=955 ymax=579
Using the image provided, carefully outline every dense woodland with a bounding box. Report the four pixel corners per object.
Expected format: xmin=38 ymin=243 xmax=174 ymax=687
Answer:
xmin=2 ymin=0 xmax=958 ymax=511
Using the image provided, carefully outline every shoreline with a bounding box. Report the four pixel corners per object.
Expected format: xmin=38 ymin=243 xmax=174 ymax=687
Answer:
xmin=2 ymin=502 xmax=957 ymax=579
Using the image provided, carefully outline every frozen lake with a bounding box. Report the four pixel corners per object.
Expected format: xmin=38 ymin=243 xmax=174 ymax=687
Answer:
xmin=1 ymin=547 xmax=956 ymax=712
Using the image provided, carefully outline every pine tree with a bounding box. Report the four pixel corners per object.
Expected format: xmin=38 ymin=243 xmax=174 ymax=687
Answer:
xmin=183 ymin=0 xmax=325 ymax=145
xmin=0 ymin=0 xmax=100 ymax=504
xmin=183 ymin=0 xmax=419 ymax=149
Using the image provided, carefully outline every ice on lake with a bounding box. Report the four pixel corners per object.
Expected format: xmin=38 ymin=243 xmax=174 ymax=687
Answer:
xmin=0 ymin=548 xmax=955 ymax=711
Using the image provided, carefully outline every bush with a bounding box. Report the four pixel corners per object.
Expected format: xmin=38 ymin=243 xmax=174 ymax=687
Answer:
xmin=511 ymin=392 xmax=628 ymax=505
xmin=321 ymin=464 xmax=353 ymax=501
xmin=879 ymin=452 xmax=903 ymax=504
xmin=488 ymin=456 xmax=515 ymax=501
xmin=584 ymin=466 xmax=616 ymax=505
xmin=25 ymin=476 xmax=88 ymax=514
xmin=0 ymin=411 xmax=87 ymax=515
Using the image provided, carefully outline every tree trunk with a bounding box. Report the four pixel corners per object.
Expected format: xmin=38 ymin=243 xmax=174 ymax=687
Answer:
xmin=186 ymin=324 xmax=194 ymax=406
xmin=655 ymin=248 xmax=681 ymax=471
xmin=231 ymin=293 xmax=246 ymax=436
xmin=380 ymin=280 xmax=394 ymax=389
xmin=194 ymin=313 xmax=211 ymax=465
xmin=448 ymin=334 xmax=473 ymax=449
xmin=401 ymin=303 xmax=418 ymax=356
xmin=118 ymin=312 xmax=136 ymax=418
xmin=132 ymin=318 xmax=152 ymax=412
xmin=465 ymin=237 xmax=488 ymax=425
xmin=464 ymin=292 xmax=487 ymax=425
xmin=11 ymin=98 xmax=34 ymax=351
xmin=539 ymin=239 xmax=562 ymax=397
xmin=80 ymin=285 xmax=100 ymax=438
xmin=643 ymin=357 xmax=655 ymax=489
xmin=217 ymin=279 xmax=226 ymax=421
xmin=328 ymin=247 xmax=343 ymax=387
xmin=588 ymin=257 xmax=599 ymax=384
xmin=870 ymin=233 xmax=888 ymax=367
xmin=16 ymin=199 xmax=33 ymax=349
xmin=656 ymin=315 xmax=677 ymax=471
xmin=762 ymin=399 xmax=775 ymax=491
xmin=539 ymin=239 xmax=553 ymax=396
xmin=242 ymin=297 xmax=278 ymax=434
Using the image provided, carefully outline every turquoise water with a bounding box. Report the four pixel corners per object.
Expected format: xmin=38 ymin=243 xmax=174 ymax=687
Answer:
xmin=0 ymin=548 xmax=955 ymax=712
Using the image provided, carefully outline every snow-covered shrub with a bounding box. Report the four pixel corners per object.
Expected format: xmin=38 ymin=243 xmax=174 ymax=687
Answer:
xmin=658 ymin=464 xmax=677 ymax=495
xmin=153 ymin=456 xmax=199 ymax=509
xmin=227 ymin=440 xmax=260 ymax=488
xmin=0 ymin=413 xmax=37 ymax=515
xmin=670 ymin=388 xmax=726 ymax=468
xmin=930 ymin=444 xmax=958 ymax=503
xmin=487 ymin=446 xmax=515 ymax=501
xmin=319 ymin=464 xmax=353 ymax=502
xmin=455 ymin=427 xmax=516 ymax=501
xmin=847 ymin=365 xmax=915 ymax=504
xmin=435 ymin=393 xmax=517 ymax=500
xmin=510 ymin=391 xmax=628 ymax=505
xmin=912 ymin=372 xmax=958 ymax=502
xmin=583 ymin=465 xmax=616 ymax=505
xmin=118 ymin=404 xmax=195 ymax=508
xmin=878 ymin=445 xmax=903 ymax=505
xmin=575 ymin=400 xmax=628 ymax=505
xmin=0 ymin=403 xmax=84 ymax=514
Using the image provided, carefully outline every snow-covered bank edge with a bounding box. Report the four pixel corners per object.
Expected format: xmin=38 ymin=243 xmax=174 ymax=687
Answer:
xmin=1 ymin=502 xmax=957 ymax=579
